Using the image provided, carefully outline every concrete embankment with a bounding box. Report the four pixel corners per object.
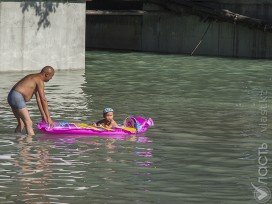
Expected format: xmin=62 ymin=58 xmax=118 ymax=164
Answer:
xmin=0 ymin=1 xmax=85 ymax=72
xmin=86 ymin=0 xmax=272 ymax=59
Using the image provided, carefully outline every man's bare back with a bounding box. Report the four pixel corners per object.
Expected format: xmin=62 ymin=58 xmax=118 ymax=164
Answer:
xmin=13 ymin=74 xmax=43 ymax=102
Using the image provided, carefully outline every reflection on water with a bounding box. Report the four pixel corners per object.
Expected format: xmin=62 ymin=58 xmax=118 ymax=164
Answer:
xmin=0 ymin=51 xmax=271 ymax=203
xmin=0 ymin=134 xmax=153 ymax=203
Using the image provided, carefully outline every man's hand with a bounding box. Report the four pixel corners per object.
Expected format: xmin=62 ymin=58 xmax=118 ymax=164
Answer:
xmin=47 ymin=117 xmax=54 ymax=128
xmin=42 ymin=115 xmax=48 ymax=123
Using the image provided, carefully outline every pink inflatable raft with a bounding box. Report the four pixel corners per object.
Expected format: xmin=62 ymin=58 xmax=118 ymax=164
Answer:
xmin=37 ymin=116 xmax=154 ymax=135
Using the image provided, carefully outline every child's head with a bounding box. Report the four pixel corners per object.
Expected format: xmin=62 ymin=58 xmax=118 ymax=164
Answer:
xmin=103 ymin=108 xmax=114 ymax=121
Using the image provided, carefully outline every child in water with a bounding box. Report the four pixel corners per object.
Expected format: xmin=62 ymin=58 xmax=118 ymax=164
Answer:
xmin=95 ymin=108 xmax=119 ymax=129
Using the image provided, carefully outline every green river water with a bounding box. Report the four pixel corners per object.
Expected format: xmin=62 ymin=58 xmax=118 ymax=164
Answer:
xmin=0 ymin=51 xmax=271 ymax=203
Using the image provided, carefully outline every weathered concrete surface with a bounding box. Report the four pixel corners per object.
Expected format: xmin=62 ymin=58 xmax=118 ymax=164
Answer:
xmin=86 ymin=15 xmax=142 ymax=51
xmin=142 ymin=13 xmax=272 ymax=58
xmin=86 ymin=1 xmax=272 ymax=59
xmin=0 ymin=1 xmax=85 ymax=72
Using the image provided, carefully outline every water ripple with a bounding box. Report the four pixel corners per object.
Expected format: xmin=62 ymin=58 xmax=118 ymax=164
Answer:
xmin=0 ymin=51 xmax=271 ymax=203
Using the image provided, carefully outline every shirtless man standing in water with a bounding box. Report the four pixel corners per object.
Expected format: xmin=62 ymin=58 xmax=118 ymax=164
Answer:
xmin=7 ymin=66 xmax=55 ymax=135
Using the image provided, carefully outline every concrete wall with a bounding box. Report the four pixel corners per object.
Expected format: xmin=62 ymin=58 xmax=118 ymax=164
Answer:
xmin=0 ymin=1 xmax=85 ymax=72
xmin=86 ymin=2 xmax=272 ymax=59
xmin=142 ymin=13 xmax=272 ymax=58
xmin=86 ymin=15 xmax=142 ymax=51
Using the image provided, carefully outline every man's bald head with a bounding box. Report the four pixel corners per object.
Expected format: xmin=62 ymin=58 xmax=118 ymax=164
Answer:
xmin=41 ymin=66 xmax=54 ymax=74
xmin=41 ymin=66 xmax=55 ymax=82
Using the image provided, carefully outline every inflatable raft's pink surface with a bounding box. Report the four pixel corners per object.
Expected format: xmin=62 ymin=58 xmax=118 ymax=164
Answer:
xmin=37 ymin=116 xmax=154 ymax=135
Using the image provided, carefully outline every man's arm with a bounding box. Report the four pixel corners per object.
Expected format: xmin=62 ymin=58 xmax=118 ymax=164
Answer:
xmin=35 ymin=92 xmax=47 ymax=122
xmin=36 ymin=80 xmax=54 ymax=126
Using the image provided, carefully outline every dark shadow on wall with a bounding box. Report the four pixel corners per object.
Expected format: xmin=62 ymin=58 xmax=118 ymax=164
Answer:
xmin=20 ymin=1 xmax=60 ymax=30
